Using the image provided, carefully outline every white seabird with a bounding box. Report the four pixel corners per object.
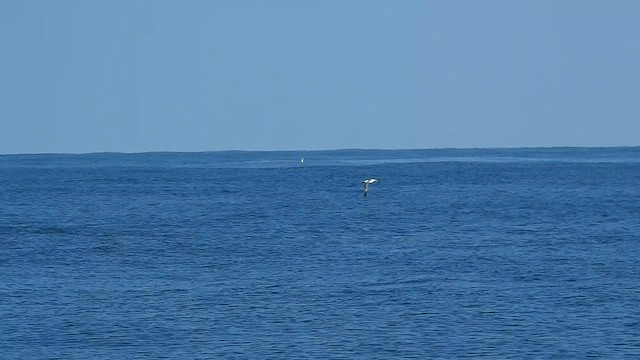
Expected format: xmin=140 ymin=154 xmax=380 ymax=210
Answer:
xmin=362 ymin=178 xmax=378 ymax=197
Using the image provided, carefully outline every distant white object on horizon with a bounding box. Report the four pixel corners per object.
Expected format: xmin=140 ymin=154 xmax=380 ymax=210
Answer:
xmin=301 ymin=157 xmax=304 ymax=163
xmin=362 ymin=178 xmax=378 ymax=197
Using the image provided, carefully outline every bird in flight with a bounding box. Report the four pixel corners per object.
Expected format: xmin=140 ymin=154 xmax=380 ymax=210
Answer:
xmin=362 ymin=178 xmax=378 ymax=197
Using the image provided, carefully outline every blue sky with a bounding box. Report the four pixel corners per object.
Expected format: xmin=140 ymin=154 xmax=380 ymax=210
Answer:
xmin=1 ymin=0 xmax=638 ymax=154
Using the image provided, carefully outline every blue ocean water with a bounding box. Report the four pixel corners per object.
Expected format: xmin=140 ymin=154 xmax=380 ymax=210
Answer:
xmin=1 ymin=147 xmax=639 ymax=359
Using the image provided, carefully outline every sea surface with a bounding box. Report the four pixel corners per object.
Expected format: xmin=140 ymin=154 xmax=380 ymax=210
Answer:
xmin=1 ymin=147 xmax=639 ymax=359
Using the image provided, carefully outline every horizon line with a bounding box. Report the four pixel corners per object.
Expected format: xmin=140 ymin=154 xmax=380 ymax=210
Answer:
xmin=1 ymin=145 xmax=639 ymax=157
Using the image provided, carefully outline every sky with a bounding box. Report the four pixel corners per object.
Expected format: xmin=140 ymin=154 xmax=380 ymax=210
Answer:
xmin=1 ymin=0 xmax=638 ymax=154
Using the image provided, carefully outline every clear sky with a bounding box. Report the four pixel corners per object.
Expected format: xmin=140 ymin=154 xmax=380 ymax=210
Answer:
xmin=1 ymin=0 xmax=638 ymax=154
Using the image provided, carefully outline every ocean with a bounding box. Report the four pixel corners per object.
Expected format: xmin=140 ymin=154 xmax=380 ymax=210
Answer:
xmin=1 ymin=147 xmax=639 ymax=358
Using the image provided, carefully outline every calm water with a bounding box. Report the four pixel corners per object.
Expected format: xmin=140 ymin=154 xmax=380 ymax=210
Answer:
xmin=1 ymin=148 xmax=639 ymax=358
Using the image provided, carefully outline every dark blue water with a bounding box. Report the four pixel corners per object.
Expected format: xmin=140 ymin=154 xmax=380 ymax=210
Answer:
xmin=2 ymin=148 xmax=639 ymax=358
